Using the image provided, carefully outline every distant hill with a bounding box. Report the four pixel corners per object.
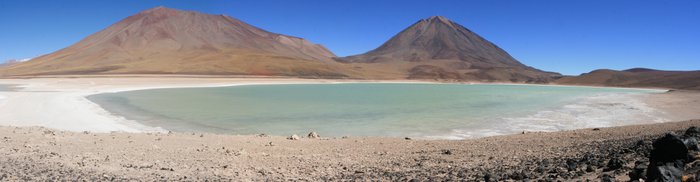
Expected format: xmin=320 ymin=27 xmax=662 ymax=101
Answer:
xmin=556 ymin=68 xmax=700 ymax=90
xmin=335 ymin=16 xmax=560 ymax=83
xmin=0 ymin=7 xmax=347 ymax=77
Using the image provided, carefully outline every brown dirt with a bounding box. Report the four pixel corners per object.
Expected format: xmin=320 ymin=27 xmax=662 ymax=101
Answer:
xmin=1 ymin=120 xmax=699 ymax=181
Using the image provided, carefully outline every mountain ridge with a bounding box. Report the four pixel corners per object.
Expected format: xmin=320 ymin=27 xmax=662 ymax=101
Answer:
xmin=557 ymin=68 xmax=700 ymax=90
xmin=0 ymin=7 xmax=344 ymax=77
xmin=335 ymin=16 xmax=560 ymax=82
xmin=2 ymin=7 xmax=558 ymax=83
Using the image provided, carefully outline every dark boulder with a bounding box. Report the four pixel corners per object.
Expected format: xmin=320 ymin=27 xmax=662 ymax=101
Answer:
xmin=685 ymin=127 xmax=700 ymax=138
xmin=650 ymin=134 xmax=690 ymax=163
xmin=629 ymin=161 xmax=648 ymax=181
xmin=646 ymin=133 xmax=691 ymax=181
xmin=648 ymin=163 xmax=683 ymax=182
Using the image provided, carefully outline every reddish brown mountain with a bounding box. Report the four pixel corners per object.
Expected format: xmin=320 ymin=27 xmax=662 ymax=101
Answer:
xmin=556 ymin=68 xmax=700 ymax=90
xmin=1 ymin=11 xmax=564 ymax=82
xmin=335 ymin=16 xmax=560 ymax=82
xmin=0 ymin=7 xmax=346 ymax=77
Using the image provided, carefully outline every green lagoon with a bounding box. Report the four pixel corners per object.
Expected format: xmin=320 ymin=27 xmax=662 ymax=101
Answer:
xmin=88 ymin=83 xmax=664 ymax=139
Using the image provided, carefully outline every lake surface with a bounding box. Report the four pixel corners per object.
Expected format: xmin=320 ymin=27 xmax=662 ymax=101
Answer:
xmin=88 ymin=83 xmax=664 ymax=139
xmin=0 ymin=84 xmax=19 ymax=91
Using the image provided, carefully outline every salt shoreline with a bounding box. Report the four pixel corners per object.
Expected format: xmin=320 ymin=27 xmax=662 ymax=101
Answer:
xmin=0 ymin=76 xmax=693 ymax=137
xmin=0 ymin=77 xmax=431 ymax=133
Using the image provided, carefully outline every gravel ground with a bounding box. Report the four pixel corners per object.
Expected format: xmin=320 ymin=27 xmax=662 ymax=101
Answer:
xmin=1 ymin=120 xmax=700 ymax=181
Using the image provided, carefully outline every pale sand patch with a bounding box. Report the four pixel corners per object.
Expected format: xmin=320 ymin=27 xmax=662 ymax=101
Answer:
xmin=640 ymin=90 xmax=700 ymax=121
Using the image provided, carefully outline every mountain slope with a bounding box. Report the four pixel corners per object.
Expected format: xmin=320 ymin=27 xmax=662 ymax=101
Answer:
xmin=556 ymin=68 xmax=700 ymax=90
xmin=0 ymin=7 xmax=346 ymax=77
xmin=335 ymin=16 xmax=560 ymax=82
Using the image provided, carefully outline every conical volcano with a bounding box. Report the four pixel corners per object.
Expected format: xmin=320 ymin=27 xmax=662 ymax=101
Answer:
xmin=337 ymin=16 xmax=560 ymax=82
xmin=1 ymin=7 xmax=345 ymax=77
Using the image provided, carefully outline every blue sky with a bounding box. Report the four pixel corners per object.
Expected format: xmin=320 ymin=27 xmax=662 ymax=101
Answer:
xmin=1 ymin=0 xmax=698 ymax=75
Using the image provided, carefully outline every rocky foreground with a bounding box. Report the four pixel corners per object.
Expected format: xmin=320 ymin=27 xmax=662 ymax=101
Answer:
xmin=1 ymin=120 xmax=700 ymax=181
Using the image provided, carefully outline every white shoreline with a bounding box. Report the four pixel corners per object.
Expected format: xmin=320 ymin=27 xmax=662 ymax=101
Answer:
xmin=0 ymin=78 xmax=430 ymax=133
xmin=0 ymin=77 xmax=672 ymax=134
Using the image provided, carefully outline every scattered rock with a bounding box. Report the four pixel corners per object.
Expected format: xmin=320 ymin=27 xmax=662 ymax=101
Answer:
xmin=43 ymin=130 xmax=56 ymax=136
xmin=565 ymin=159 xmax=578 ymax=172
xmin=441 ymin=149 xmax=452 ymax=155
xmin=307 ymin=132 xmax=320 ymax=139
xmin=629 ymin=161 xmax=647 ymax=181
xmin=585 ymin=165 xmax=596 ymax=172
xmin=287 ymin=134 xmax=300 ymax=140
xmin=257 ymin=134 xmax=268 ymax=137
xmin=483 ymin=173 xmax=493 ymax=182
xmin=404 ymin=137 xmax=412 ymax=140
xmin=600 ymin=174 xmax=615 ymax=182
xmin=683 ymin=175 xmax=693 ymax=182
xmin=604 ymin=157 xmax=624 ymax=172
xmin=592 ymin=128 xmax=600 ymax=131
xmin=685 ymin=127 xmax=700 ymax=138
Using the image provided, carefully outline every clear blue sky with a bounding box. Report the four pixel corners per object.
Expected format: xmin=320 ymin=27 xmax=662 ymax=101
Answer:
xmin=1 ymin=0 xmax=698 ymax=75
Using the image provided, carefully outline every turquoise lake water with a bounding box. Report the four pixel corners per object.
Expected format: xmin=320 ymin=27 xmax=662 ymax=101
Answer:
xmin=88 ymin=83 xmax=663 ymax=139
xmin=0 ymin=84 xmax=18 ymax=91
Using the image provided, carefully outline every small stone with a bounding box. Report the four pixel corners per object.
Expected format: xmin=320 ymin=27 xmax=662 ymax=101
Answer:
xmin=604 ymin=157 xmax=624 ymax=172
xmin=601 ymin=174 xmax=615 ymax=182
xmin=628 ymin=161 xmax=647 ymax=180
xmin=592 ymin=128 xmax=600 ymax=131
xmin=565 ymin=159 xmax=578 ymax=171
xmin=287 ymin=134 xmax=300 ymax=140
xmin=307 ymin=132 xmax=320 ymax=139
xmin=404 ymin=137 xmax=412 ymax=140
xmin=441 ymin=149 xmax=453 ymax=155
xmin=43 ymin=130 xmax=56 ymax=136
xmin=585 ymin=165 xmax=595 ymax=172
